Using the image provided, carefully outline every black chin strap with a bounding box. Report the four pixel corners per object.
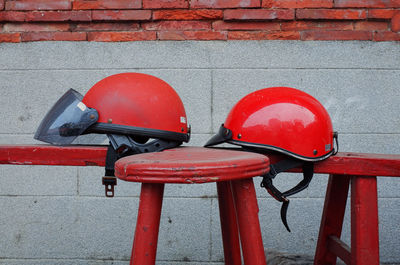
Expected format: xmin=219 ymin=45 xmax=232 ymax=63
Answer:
xmin=103 ymin=144 xmax=120 ymax=197
xmin=103 ymin=134 xmax=182 ymax=197
xmin=260 ymin=159 xmax=314 ymax=232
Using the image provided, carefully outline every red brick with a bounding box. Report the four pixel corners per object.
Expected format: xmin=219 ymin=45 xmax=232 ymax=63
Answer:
xmin=224 ymin=9 xmax=295 ymax=20
xmin=0 ymin=33 xmax=21 ymax=42
xmin=88 ymin=31 xmax=156 ymax=41
xmin=143 ymin=21 xmax=211 ymax=30
xmin=73 ymin=0 xmax=141 ymax=10
xmin=262 ymin=0 xmax=333 ymax=8
xmin=392 ymin=11 xmax=400 ymax=32
xmin=228 ymin=30 xmax=300 ymax=40
xmin=153 ymin=10 xmax=223 ymax=20
xmin=158 ymin=30 xmax=227 ymax=40
xmin=368 ymin=9 xmax=398 ymax=19
xmin=212 ymin=20 xmax=280 ymax=30
xmin=25 ymin=11 xmax=91 ymax=21
xmin=374 ymin=31 xmax=400 ymax=41
xmin=301 ymin=30 xmax=372 ymax=40
xmin=92 ymin=10 xmax=151 ymax=21
xmin=190 ymin=0 xmax=260 ymax=8
xmin=354 ymin=21 xmax=388 ymax=31
xmin=143 ymin=0 xmax=189 ymax=9
xmin=296 ymin=9 xmax=366 ymax=20
xmin=0 ymin=11 xmax=26 ymax=21
xmin=335 ymin=0 xmax=400 ymax=8
xmin=0 ymin=0 xmax=4 ymax=10
xmin=3 ymin=22 xmax=70 ymax=32
xmin=72 ymin=22 xmax=140 ymax=31
xmin=265 ymin=31 xmax=300 ymax=39
xmin=282 ymin=21 xmax=353 ymax=30
xmin=6 ymin=0 xmax=71 ymax=11
xmin=21 ymin=31 xmax=86 ymax=41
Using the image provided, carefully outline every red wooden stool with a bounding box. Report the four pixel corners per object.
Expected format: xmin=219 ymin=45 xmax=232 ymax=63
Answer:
xmin=114 ymin=146 xmax=270 ymax=265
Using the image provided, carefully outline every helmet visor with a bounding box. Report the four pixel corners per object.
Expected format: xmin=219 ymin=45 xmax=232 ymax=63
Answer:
xmin=34 ymin=89 xmax=99 ymax=145
xmin=204 ymin=124 xmax=232 ymax=147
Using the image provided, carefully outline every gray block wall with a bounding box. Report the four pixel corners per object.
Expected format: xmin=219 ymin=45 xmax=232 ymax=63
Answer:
xmin=0 ymin=41 xmax=399 ymax=264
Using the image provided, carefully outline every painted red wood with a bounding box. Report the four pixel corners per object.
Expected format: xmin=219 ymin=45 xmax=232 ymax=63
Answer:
xmin=327 ymin=236 xmax=351 ymax=265
xmin=313 ymin=152 xmax=400 ymax=177
xmin=268 ymin=152 xmax=400 ymax=177
xmin=314 ymin=174 xmax=350 ymax=265
xmin=0 ymin=145 xmax=107 ymax=166
xmin=216 ymin=181 xmax=242 ymax=265
xmin=351 ymin=176 xmax=380 ymax=265
xmin=231 ymin=178 xmax=267 ymax=265
xmin=130 ymin=183 xmax=164 ymax=265
xmin=1 ymin=145 xmax=400 ymax=177
xmin=114 ymin=147 xmax=270 ymax=183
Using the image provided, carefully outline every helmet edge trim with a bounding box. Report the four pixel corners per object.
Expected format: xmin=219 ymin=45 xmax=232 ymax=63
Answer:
xmin=87 ymin=122 xmax=190 ymax=143
xmin=228 ymin=139 xmax=334 ymax=162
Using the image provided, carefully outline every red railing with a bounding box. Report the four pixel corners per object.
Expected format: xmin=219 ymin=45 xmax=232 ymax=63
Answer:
xmin=1 ymin=144 xmax=399 ymax=265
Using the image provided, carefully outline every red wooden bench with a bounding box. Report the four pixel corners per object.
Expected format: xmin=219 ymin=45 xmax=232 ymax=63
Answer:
xmin=1 ymin=145 xmax=400 ymax=265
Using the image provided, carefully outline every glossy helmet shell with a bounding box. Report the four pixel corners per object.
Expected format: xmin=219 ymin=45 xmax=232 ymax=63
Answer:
xmin=207 ymin=87 xmax=335 ymax=161
xmin=82 ymin=73 xmax=190 ymax=142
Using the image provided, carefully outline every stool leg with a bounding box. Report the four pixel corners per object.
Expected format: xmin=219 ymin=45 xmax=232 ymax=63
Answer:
xmin=351 ymin=176 xmax=379 ymax=265
xmin=314 ymin=174 xmax=350 ymax=265
xmin=216 ymin=181 xmax=242 ymax=265
xmin=231 ymin=178 xmax=267 ymax=265
xmin=130 ymin=183 xmax=165 ymax=265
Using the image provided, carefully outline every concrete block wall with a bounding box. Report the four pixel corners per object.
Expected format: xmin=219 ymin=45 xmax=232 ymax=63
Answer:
xmin=0 ymin=41 xmax=399 ymax=264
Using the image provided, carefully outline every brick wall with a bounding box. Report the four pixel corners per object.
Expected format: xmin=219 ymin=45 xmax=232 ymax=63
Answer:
xmin=0 ymin=0 xmax=399 ymax=42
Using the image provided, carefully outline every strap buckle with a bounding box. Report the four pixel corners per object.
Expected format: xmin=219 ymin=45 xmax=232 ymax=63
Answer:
xmin=102 ymin=176 xmax=117 ymax=197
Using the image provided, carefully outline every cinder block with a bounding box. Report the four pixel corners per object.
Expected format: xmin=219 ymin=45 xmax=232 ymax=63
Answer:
xmin=0 ymin=197 xmax=140 ymax=259
xmin=0 ymin=42 xmax=212 ymax=70
xmin=212 ymin=69 xmax=400 ymax=134
xmin=157 ymin=198 xmax=212 ymax=262
xmin=0 ymin=134 xmax=41 ymax=144
xmin=2 ymin=197 xmax=221 ymax=261
xmin=378 ymin=198 xmax=400 ymax=263
xmin=339 ymin=133 xmax=400 ymax=154
xmin=1 ymin=42 xmax=398 ymax=70
xmin=0 ymin=69 xmax=211 ymax=135
xmin=0 ymin=165 xmax=77 ymax=196
xmin=208 ymin=41 xmax=400 ymax=69
xmin=0 ymin=196 xmax=213 ymax=262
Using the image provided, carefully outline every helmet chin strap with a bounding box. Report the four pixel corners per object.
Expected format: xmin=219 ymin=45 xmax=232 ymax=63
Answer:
xmin=260 ymin=158 xmax=314 ymax=232
xmin=102 ymin=134 xmax=182 ymax=197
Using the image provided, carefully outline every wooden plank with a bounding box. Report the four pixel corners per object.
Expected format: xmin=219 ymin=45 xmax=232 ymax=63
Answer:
xmin=0 ymin=145 xmax=107 ymax=166
xmin=268 ymin=152 xmax=400 ymax=177
xmin=351 ymin=176 xmax=380 ymax=265
xmin=314 ymin=152 xmax=400 ymax=177
xmin=327 ymin=236 xmax=351 ymax=265
xmin=1 ymin=145 xmax=400 ymax=177
xmin=314 ymin=175 xmax=350 ymax=265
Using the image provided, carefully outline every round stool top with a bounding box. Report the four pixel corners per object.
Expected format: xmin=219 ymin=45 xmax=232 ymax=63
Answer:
xmin=115 ymin=147 xmax=270 ymax=183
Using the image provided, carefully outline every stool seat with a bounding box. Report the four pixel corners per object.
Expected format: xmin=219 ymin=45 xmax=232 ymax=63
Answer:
xmin=115 ymin=146 xmax=270 ymax=183
xmin=115 ymin=146 xmax=270 ymax=265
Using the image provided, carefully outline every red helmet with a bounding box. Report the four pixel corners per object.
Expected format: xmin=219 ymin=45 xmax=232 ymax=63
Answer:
xmin=35 ymin=72 xmax=190 ymax=146
xmin=35 ymin=73 xmax=190 ymax=196
xmin=206 ymin=86 xmax=336 ymax=161
xmin=205 ymin=87 xmax=338 ymax=231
